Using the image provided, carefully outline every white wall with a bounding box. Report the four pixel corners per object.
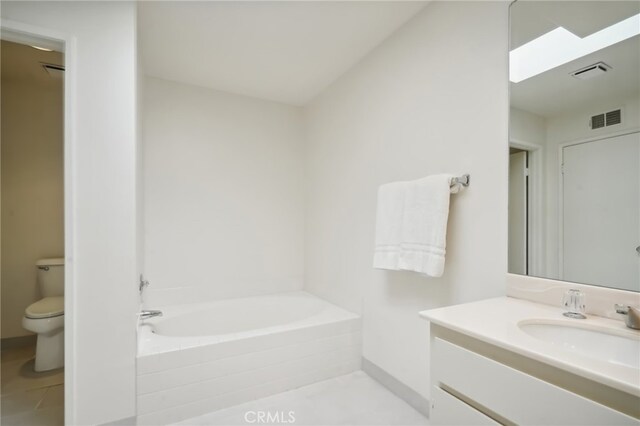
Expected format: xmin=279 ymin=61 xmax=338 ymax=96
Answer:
xmin=304 ymin=1 xmax=509 ymax=400
xmin=143 ymin=77 xmax=305 ymax=306
xmin=510 ymin=107 xmax=546 ymax=145
xmin=137 ymin=3 xmax=146 ymax=306
xmin=1 ymin=2 xmax=139 ymax=424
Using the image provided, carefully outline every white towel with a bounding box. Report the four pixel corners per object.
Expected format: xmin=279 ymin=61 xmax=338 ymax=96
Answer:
xmin=373 ymin=174 xmax=455 ymax=277
xmin=372 ymin=181 xmax=406 ymax=270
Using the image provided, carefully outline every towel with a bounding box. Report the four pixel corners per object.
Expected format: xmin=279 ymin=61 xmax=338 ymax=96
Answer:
xmin=373 ymin=174 xmax=454 ymax=277
xmin=372 ymin=181 xmax=406 ymax=270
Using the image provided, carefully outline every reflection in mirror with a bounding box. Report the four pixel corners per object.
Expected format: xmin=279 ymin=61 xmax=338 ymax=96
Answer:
xmin=508 ymin=1 xmax=640 ymax=292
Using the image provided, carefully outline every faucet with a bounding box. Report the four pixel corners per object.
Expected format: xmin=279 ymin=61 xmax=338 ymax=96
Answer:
xmin=562 ymin=289 xmax=586 ymax=319
xmin=615 ymin=304 xmax=640 ymax=330
xmin=139 ymin=275 xmax=150 ymax=293
xmin=140 ymin=310 xmax=163 ymax=320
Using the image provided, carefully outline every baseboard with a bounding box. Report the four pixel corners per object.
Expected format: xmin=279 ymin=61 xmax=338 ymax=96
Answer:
xmin=1 ymin=335 xmax=36 ymax=350
xmin=362 ymin=357 xmax=430 ymax=418
xmin=101 ymin=415 xmax=137 ymax=425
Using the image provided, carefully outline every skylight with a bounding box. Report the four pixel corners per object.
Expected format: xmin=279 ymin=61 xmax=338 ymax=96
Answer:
xmin=510 ymin=13 xmax=640 ymax=83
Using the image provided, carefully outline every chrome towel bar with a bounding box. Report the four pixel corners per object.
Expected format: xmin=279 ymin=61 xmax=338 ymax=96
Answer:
xmin=451 ymin=174 xmax=470 ymax=187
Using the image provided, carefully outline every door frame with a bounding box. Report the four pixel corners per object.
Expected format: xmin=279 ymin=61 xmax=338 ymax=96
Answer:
xmin=509 ymin=139 xmax=544 ymax=277
xmin=1 ymin=18 xmax=77 ymax=424
xmin=557 ymin=128 xmax=640 ymax=280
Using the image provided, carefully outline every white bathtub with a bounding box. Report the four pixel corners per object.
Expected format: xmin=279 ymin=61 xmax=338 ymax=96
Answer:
xmin=136 ymin=291 xmax=362 ymax=425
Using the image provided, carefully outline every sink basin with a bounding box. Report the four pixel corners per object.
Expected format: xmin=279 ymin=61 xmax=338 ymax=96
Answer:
xmin=518 ymin=320 xmax=640 ymax=369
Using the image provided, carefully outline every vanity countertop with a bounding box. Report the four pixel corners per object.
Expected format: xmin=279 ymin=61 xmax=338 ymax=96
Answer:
xmin=419 ymin=296 xmax=640 ymax=397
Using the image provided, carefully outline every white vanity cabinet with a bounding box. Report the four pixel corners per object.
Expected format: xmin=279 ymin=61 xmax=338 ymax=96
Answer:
xmin=420 ymin=297 xmax=640 ymax=426
xmin=429 ymin=326 xmax=640 ymax=425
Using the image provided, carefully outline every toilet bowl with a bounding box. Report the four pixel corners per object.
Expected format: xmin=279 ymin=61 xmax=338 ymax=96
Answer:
xmin=22 ymin=258 xmax=64 ymax=372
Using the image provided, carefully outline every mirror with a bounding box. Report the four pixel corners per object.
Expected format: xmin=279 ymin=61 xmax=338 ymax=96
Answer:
xmin=508 ymin=1 xmax=640 ymax=292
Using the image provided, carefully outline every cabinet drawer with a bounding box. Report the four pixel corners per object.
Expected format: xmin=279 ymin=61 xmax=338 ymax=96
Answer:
xmin=433 ymin=338 xmax=638 ymax=425
xmin=431 ymin=385 xmax=499 ymax=425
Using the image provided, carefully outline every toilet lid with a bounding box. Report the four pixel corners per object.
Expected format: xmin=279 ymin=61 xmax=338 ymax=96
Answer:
xmin=25 ymin=296 xmax=64 ymax=319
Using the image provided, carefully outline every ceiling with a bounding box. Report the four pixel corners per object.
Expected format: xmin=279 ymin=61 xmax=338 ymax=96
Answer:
xmin=1 ymin=40 xmax=64 ymax=86
xmin=510 ymin=1 xmax=640 ymax=118
xmin=138 ymin=1 xmax=428 ymax=106
xmin=511 ymin=36 xmax=640 ymax=118
xmin=510 ymin=1 xmax=640 ymax=49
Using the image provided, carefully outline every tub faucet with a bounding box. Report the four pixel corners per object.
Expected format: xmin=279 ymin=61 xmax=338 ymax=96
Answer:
xmin=140 ymin=310 xmax=163 ymax=320
xmin=139 ymin=275 xmax=150 ymax=293
xmin=615 ymin=304 xmax=640 ymax=330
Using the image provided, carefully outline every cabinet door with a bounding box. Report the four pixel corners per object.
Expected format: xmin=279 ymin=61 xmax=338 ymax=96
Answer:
xmin=431 ymin=386 xmax=499 ymax=425
xmin=434 ymin=338 xmax=639 ymax=425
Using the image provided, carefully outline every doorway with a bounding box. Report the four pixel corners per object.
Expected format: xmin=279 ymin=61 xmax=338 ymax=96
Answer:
xmin=1 ymin=37 xmax=65 ymax=425
xmin=508 ymin=139 xmax=544 ymax=277
xmin=509 ymin=148 xmax=529 ymax=275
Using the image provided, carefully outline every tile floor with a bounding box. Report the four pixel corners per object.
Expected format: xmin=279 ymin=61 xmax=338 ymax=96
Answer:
xmin=1 ymin=344 xmax=64 ymax=426
xmin=176 ymin=371 xmax=430 ymax=426
xmin=1 ymin=348 xmax=427 ymax=426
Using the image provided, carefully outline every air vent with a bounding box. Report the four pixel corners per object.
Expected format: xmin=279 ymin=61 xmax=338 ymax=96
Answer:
xmin=571 ymin=62 xmax=611 ymax=80
xmin=606 ymin=109 xmax=621 ymax=126
xmin=41 ymin=63 xmax=65 ymax=78
xmin=590 ymin=109 xmax=622 ymax=129
xmin=590 ymin=114 xmax=605 ymax=129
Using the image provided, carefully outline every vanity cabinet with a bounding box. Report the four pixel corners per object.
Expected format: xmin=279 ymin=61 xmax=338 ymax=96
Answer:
xmin=430 ymin=329 xmax=640 ymax=425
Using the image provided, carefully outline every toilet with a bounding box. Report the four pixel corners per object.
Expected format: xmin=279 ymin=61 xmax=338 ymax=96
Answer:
xmin=22 ymin=258 xmax=64 ymax=372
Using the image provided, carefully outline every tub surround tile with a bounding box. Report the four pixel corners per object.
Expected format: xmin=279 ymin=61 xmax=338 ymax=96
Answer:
xmin=137 ymin=345 xmax=204 ymax=375
xmin=136 ymin=293 xmax=362 ymax=424
xmin=137 ymin=362 xmax=204 ymax=396
xmin=138 ymin=292 xmax=360 ymax=359
xmin=138 ymin=381 xmax=202 ymax=415
xmin=195 ymin=320 xmax=360 ymax=362
xmin=138 ymin=344 xmax=361 ymax=415
xmin=138 ymin=318 xmax=361 ymax=374
xmin=144 ymin=283 xmax=306 ymax=309
xmin=138 ymin=331 xmax=362 ymax=395
xmin=143 ymin=287 xmax=199 ymax=308
xmin=137 ymin=360 xmax=362 ymax=425
xmin=197 ymin=345 xmax=360 ymax=400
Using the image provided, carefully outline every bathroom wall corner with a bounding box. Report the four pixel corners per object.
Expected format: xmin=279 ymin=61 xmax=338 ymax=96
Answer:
xmin=362 ymin=357 xmax=430 ymax=418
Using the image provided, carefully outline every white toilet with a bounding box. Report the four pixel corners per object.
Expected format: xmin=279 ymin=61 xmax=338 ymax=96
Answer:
xmin=22 ymin=258 xmax=64 ymax=372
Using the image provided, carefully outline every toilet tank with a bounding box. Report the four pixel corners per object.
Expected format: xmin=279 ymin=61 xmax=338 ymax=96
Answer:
xmin=36 ymin=258 xmax=65 ymax=297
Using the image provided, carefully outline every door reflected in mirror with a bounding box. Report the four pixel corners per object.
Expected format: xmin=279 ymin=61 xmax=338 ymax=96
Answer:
xmin=508 ymin=1 xmax=640 ymax=292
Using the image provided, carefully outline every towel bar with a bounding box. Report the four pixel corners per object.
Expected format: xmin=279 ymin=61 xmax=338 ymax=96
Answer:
xmin=451 ymin=174 xmax=470 ymax=187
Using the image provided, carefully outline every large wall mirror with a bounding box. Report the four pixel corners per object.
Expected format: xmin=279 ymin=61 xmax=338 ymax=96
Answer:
xmin=508 ymin=1 xmax=640 ymax=292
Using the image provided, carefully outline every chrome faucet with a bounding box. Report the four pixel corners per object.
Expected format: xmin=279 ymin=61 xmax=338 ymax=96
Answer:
xmin=562 ymin=289 xmax=586 ymax=319
xmin=140 ymin=310 xmax=163 ymax=320
xmin=615 ymin=305 xmax=640 ymax=330
xmin=139 ymin=275 xmax=150 ymax=293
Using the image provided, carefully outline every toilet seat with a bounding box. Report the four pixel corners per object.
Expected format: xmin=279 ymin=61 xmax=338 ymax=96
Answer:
xmin=25 ymin=296 xmax=64 ymax=319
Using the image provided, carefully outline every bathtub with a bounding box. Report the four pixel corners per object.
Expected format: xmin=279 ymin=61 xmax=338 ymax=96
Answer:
xmin=136 ymin=291 xmax=362 ymax=425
